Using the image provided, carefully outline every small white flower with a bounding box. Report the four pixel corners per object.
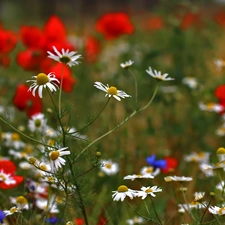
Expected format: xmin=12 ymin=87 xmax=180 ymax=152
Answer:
xmin=100 ymin=159 xmax=119 ymax=175
xmin=49 ymin=147 xmax=70 ymax=172
xmin=146 ymin=67 xmax=174 ymax=81
xmin=209 ymin=206 xmax=225 ymax=215
xmin=216 ymin=124 xmax=225 ymax=136
xmin=112 ymin=185 xmax=137 ymax=201
xmin=184 ymin=152 xmax=210 ymax=164
xmin=123 ymin=173 xmax=154 ymax=181
xmin=94 ymin=81 xmax=131 ymax=101
xmin=214 ymin=59 xmax=225 ymax=71
xmin=199 ymin=102 xmax=224 ymax=113
xmin=120 ymin=60 xmax=134 ymax=69
xmin=0 ymin=170 xmax=16 ymax=185
xmin=36 ymin=197 xmax=59 ymax=213
xmin=216 ymin=181 xmax=225 ymax=190
xmin=47 ymin=46 xmax=82 ymax=67
xmin=28 ymin=113 xmax=47 ymax=133
xmin=27 ymin=72 xmax=60 ymax=98
xmin=194 ymin=192 xmax=205 ymax=201
xmin=164 ymin=176 xmax=192 ymax=182
xmin=140 ymin=166 xmax=160 ymax=177
xmin=136 ymin=186 xmax=162 ymax=199
xmin=126 ymin=216 xmax=145 ymax=225
xmin=4 ymin=206 xmax=21 ymax=216
xmin=182 ymin=77 xmax=198 ymax=89
xmin=199 ymin=163 xmax=214 ymax=177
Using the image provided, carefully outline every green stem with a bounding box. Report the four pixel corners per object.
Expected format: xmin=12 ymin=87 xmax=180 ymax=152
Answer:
xmin=75 ymin=83 xmax=159 ymax=160
xmin=128 ymin=68 xmax=138 ymax=109
xmin=149 ymin=196 xmax=163 ymax=225
xmin=58 ymin=64 xmax=65 ymax=116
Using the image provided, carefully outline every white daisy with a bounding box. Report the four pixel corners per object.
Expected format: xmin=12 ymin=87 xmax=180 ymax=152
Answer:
xmin=140 ymin=166 xmax=160 ymax=177
xmin=194 ymin=192 xmax=205 ymax=201
xmin=100 ymin=159 xmax=119 ymax=175
xmin=216 ymin=125 xmax=225 ymax=136
xmin=214 ymin=59 xmax=225 ymax=71
xmin=216 ymin=181 xmax=225 ymax=191
xmin=120 ymin=60 xmax=134 ymax=69
xmin=4 ymin=206 xmax=21 ymax=216
xmin=36 ymin=197 xmax=59 ymax=213
xmin=182 ymin=77 xmax=198 ymax=89
xmin=164 ymin=176 xmax=193 ymax=182
xmin=136 ymin=186 xmax=162 ymax=199
xmin=146 ymin=67 xmax=174 ymax=81
xmin=0 ymin=170 xmax=16 ymax=185
xmin=27 ymin=72 xmax=60 ymax=98
xmin=216 ymin=147 xmax=225 ymax=162
xmin=47 ymin=46 xmax=82 ymax=67
xmin=49 ymin=147 xmax=70 ymax=172
xmin=94 ymin=81 xmax=131 ymax=101
xmin=199 ymin=102 xmax=224 ymax=113
xmin=28 ymin=113 xmax=47 ymax=133
xmin=126 ymin=216 xmax=145 ymax=224
xmin=123 ymin=173 xmax=154 ymax=181
xmin=209 ymin=206 xmax=225 ymax=215
xmin=112 ymin=185 xmax=137 ymax=201
xmin=199 ymin=163 xmax=214 ymax=177
xmin=184 ymin=152 xmax=210 ymax=164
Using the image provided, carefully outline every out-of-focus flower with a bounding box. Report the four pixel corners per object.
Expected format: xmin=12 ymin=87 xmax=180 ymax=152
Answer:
xmin=215 ymin=84 xmax=225 ymax=111
xmin=209 ymin=206 xmax=225 ymax=215
xmin=146 ymin=155 xmax=166 ymax=170
xmin=199 ymin=163 xmax=214 ymax=177
xmin=146 ymin=15 xmax=164 ymax=31
xmin=0 ymin=27 xmax=17 ymax=53
xmin=28 ymin=113 xmax=48 ymax=132
xmin=194 ymin=192 xmax=205 ymax=201
xmin=214 ymin=59 xmax=225 ymax=71
xmin=126 ymin=216 xmax=145 ymax=224
xmin=164 ymin=176 xmax=192 ymax=182
xmin=27 ymin=72 xmax=60 ymax=98
xmin=0 ymin=160 xmax=24 ymax=189
xmin=182 ymin=77 xmax=198 ymax=89
xmin=100 ymin=159 xmax=119 ymax=175
xmin=94 ymin=81 xmax=131 ymax=101
xmin=84 ymin=36 xmax=101 ymax=63
xmin=47 ymin=46 xmax=81 ymax=67
xmin=120 ymin=60 xmax=134 ymax=69
xmin=123 ymin=173 xmax=154 ymax=180
xmin=112 ymin=185 xmax=137 ymax=201
xmin=13 ymin=84 xmax=43 ymax=117
xmin=47 ymin=63 xmax=76 ymax=92
xmin=136 ymin=186 xmax=162 ymax=199
xmin=140 ymin=166 xmax=160 ymax=177
xmin=161 ymin=156 xmax=178 ymax=174
xmin=216 ymin=181 xmax=225 ymax=190
xmin=198 ymin=102 xmax=224 ymax=113
xmin=36 ymin=197 xmax=59 ymax=213
xmin=216 ymin=124 xmax=225 ymax=136
xmin=214 ymin=10 xmax=225 ymax=27
xmin=95 ymin=12 xmax=134 ymax=40
xmin=74 ymin=218 xmax=84 ymax=225
xmin=49 ymin=147 xmax=70 ymax=172
xmin=146 ymin=67 xmax=174 ymax=81
xmin=216 ymin=147 xmax=225 ymax=162
xmin=0 ymin=210 xmax=5 ymax=223
xmin=184 ymin=152 xmax=210 ymax=164
xmin=179 ymin=12 xmax=202 ymax=30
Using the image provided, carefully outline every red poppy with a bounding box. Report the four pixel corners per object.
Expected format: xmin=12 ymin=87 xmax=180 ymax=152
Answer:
xmin=13 ymin=84 xmax=42 ymax=117
xmin=0 ymin=28 xmax=17 ymax=53
xmin=215 ymin=84 xmax=225 ymax=101
xmin=47 ymin=63 xmax=76 ymax=93
xmin=0 ymin=54 xmax=10 ymax=68
xmin=97 ymin=215 xmax=107 ymax=225
xmin=161 ymin=156 xmax=178 ymax=174
xmin=146 ymin=16 xmax=164 ymax=31
xmin=84 ymin=36 xmax=101 ymax=63
xmin=214 ymin=10 xmax=225 ymax=27
xmin=95 ymin=12 xmax=134 ymax=40
xmin=179 ymin=12 xmax=201 ymax=30
xmin=0 ymin=160 xmax=24 ymax=189
xmin=74 ymin=218 xmax=84 ymax=225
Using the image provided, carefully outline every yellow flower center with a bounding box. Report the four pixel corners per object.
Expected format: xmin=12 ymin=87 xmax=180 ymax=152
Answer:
xmin=10 ymin=207 xmax=18 ymax=213
xmin=11 ymin=133 xmax=20 ymax=141
xmin=60 ymin=56 xmax=71 ymax=64
xmin=50 ymin=151 xmax=60 ymax=160
xmin=16 ymin=196 xmax=28 ymax=205
xmin=35 ymin=119 xmax=42 ymax=128
xmin=145 ymin=188 xmax=153 ymax=193
xmin=206 ymin=102 xmax=215 ymax=110
xmin=219 ymin=207 xmax=225 ymax=215
xmin=39 ymin=164 xmax=47 ymax=171
xmin=47 ymin=176 xmax=55 ymax=182
xmin=105 ymin=163 xmax=112 ymax=169
xmin=0 ymin=174 xmax=6 ymax=181
xmin=146 ymin=167 xmax=153 ymax=173
xmin=107 ymin=86 xmax=118 ymax=95
xmin=217 ymin=147 xmax=225 ymax=155
xmin=117 ymin=185 xmax=128 ymax=192
xmin=36 ymin=73 xmax=49 ymax=85
xmin=28 ymin=157 xmax=36 ymax=165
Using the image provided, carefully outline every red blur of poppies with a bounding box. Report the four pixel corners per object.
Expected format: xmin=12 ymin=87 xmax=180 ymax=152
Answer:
xmin=0 ymin=160 xmax=24 ymax=189
xmin=84 ymin=36 xmax=101 ymax=63
xmin=95 ymin=12 xmax=134 ymax=40
xmin=215 ymin=84 xmax=225 ymax=114
xmin=13 ymin=84 xmax=42 ymax=117
xmin=146 ymin=16 xmax=164 ymax=31
xmin=16 ymin=15 xmax=75 ymax=72
xmin=179 ymin=12 xmax=202 ymax=30
xmin=161 ymin=156 xmax=178 ymax=174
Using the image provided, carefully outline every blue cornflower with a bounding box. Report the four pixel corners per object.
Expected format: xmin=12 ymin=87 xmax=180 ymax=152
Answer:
xmin=0 ymin=210 xmax=5 ymax=223
xmin=45 ymin=216 xmax=61 ymax=224
xmin=146 ymin=155 xmax=167 ymax=169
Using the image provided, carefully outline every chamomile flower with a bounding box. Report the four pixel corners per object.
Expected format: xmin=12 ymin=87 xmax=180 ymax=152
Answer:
xmin=4 ymin=206 xmax=21 ymax=216
xmin=136 ymin=186 xmax=162 ymax=199
xmin=49 ymin=147 xmax=70 ymax=172
xmin=184 ymin=152 xmax=210 ymax=164
xmin=198 ymin=102 xmax=224 ymax=113
xmin=209 ymin=206 xmax=225 ymax=215
xmin=100 ymin=159 xmax=119 ymax=175
xmin=164 ymin=176 xmax=193 ymax=182
xmin=146 ymin=67 xmax=174 ymax=81
xmin=140 ymin=166 xmax=160 ymax=177
xmin=112 ymin=185 xmax=137 ymax=201
xmin=27 ymin=72 xmax=60 ymax=98
xmin=194 ymin=192 xmax=205 ymax=201
xmin=120 ymin=60 xmax=134 ymax=69
xmin=214 ymin=58 xmax=225 ymax=71
xmin=126 ymin=216 xmax=145 ymax=224
xmin=182 ymin=77 xmax=198 ymax=89
xmin=94 ymin=81 xmax=131 ymax=101
xmin=28 ymin=113 xmax=47 ymax=133
xmin=123 ymin=173 xmax=154 ymax=181
xmin=47 ymin=46 xmax=82 ymax=67
xmin=0 ymin=170 xmax=16 ymax=185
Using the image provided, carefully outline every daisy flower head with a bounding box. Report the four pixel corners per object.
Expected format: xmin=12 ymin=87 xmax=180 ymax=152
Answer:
xmin=28 ymin=113 xmax=47 ymax=133
xmin=47 ymin=46 xmax=82 ymax=67
xmin=194 ymin=192 xmax=205 ymax=201
xmin=94 ymin=81 xmax=131 ymax=101
xmin=216 ymin=147 xmax=225 ymax=162
xmin=112 ymin=185 xmax=137 ymax=201
xmin=209 ymin=206 xmax=225 ymax=215
xmin=49 ymin=147 xmax=70 ymax=172
xmin=126 ymin=216 xmax=145 ymax=224
xmin=136 ymin=186 xmax=162 ymax=199
xmin=120 ymin=60 xmax=134 ymax=69
xmin=100 ymin=159 xmax=119 ymax=175
xmin=182 ymin=77 xmax=198 ymax=89
xmin=123 ymin=173 xmax=154 ymax=181
xmin=198 ymin=102 xmax=224 ymax=113
xmin=164 ymin=175 xmax=193 ymax=183
xmin=27 ymin=72 xmax=60 ymax=98
xmin=146 ymin=66 xmax=174 ymax=81
xmin=140 ymin=166 xmax=160 ymax=177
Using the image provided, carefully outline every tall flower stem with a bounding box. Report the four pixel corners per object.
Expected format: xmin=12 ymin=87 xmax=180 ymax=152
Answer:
xmin=149 ymin=196 xmax=163 ymax=225
xmin=128 ymin=68 xmax=138 ymax=109
xmin=75 ymin=83 xmax=159 ymax=160
xmin=58 ymin=65 xmax=65 ymax=116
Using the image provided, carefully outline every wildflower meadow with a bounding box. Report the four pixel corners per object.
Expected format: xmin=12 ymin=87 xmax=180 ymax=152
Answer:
xmin=1 ymin=1 xmax=225 ymax=225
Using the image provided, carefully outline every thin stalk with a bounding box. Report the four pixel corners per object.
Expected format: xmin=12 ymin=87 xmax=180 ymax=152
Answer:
xmin=149 ymin=196 xmax=163 ymax=225
xmin=58 ymin=64 xmax=65 ymax=116
xmin=128 ymin=68 xmax=138 ymax=109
